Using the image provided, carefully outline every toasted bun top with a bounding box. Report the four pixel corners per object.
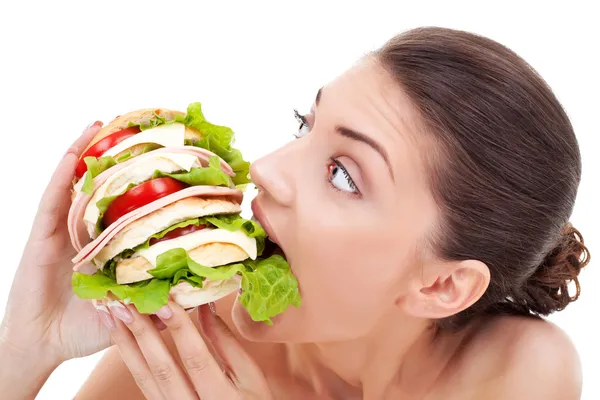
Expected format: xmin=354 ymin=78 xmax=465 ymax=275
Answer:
xmin=81 ymin=108 xmax=202 ymax=156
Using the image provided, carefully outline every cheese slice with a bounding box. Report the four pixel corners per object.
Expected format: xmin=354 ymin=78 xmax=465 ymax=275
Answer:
xmin=102 ymin=123 xmax=186 ymax=158
xmin=136 ymin=228 xmax=257 ymax=268
xmin=83 ymin=152 xmax=200 ymax=230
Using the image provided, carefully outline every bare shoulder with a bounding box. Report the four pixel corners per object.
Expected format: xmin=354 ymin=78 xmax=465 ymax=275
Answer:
xmin=456 ymin=315 xmax=582 ymax=400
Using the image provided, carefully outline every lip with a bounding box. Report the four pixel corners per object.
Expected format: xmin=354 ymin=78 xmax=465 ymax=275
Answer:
xmin=251 ymin=199 xmax=281 ymax=246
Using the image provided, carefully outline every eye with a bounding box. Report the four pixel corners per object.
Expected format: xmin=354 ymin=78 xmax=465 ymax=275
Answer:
xmin=293 ymin=109 xmax=310 ymax=138
xmin=328 ymin=159 xmax=358 ymax=194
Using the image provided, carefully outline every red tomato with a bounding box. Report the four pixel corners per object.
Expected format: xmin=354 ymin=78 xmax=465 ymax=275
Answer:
xmin=75 ymin=126 xmax=141 ymax=178
xmin=149 ymin=223 xmax=208 ymax=246
xmin=102 ymin=177 xmax=187 ymax=228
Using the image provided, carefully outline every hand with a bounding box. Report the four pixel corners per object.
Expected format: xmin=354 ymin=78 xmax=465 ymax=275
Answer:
xmin=107 ymin=300 xmax=272 ymax=399
xmin=0 ymin=121 xmax=114 ymax=365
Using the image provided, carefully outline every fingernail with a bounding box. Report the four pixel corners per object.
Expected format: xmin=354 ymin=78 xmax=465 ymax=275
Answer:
xmin=155 ymin=305 xmax=173 ymax=320
xmin=93 ymin=301 xmax=116 ymax=331
xmin=208 ymin=302 xmax=217 ymax=315
xmin=107 ymin=300 xmax=134 ymax=324
xmin=186 ymin=307 xmax=198 ymax=314
xmin=84 ymin=121 xmax=102 ymax=132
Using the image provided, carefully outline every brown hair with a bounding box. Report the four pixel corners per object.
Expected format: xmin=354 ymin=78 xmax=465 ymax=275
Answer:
xmin=376 ymin=27 xmax=591 ymax=329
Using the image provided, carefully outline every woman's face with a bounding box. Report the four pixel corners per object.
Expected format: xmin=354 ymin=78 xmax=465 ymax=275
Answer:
xmin=232 ymin=58 xmax=439 ymax=342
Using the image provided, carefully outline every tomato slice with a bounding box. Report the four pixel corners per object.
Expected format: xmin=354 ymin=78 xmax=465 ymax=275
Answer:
xmin=75 ymin=126 xmax=141 ymax=179
xmin=102 ymin=177 xmax=188 ymax=228
xmin=149 ymin=223 xmax=208 ymax=246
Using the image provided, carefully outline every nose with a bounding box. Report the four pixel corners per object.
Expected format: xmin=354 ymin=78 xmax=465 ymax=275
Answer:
xmin=249 ymin=141 xmax=298 ymax=207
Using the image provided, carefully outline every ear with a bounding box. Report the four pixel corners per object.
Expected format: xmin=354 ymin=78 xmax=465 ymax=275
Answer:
xmin=399 ymin=259 xmax=490 ymax=319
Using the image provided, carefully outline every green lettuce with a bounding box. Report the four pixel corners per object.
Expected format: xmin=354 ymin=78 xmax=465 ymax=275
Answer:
xmin=72 ymin=273 xmax=170 ymax=314
xmin=146 ymin=250 xmax=300 ymax=324
xmin=72 ymin=250 xmax=300 ymax=323
xmin=203 ymin=214 xmax=266 ymax=238
xmin=151 ymin=156 xmax=232 ymax=187
xmin=123 ymin=102 xmax=251 ymax=185
xmin=132 ymin=214 xmax=266 ymax=252
xmin=116 ymin=151 xmax=132 ymax=163
xmin=81 ymin=156 xmax=118 ymax=194
xmin=177 ymin=103 xmax=251 ymax=185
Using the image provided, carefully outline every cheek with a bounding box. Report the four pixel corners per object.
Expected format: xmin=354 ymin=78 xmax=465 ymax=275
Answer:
xmin=292 ymin=219 xmax=412 ymax=334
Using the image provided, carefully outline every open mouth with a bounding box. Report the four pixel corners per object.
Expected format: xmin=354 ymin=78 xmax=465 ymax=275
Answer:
xmin=261 ymin=236 xmax=286 ymax=259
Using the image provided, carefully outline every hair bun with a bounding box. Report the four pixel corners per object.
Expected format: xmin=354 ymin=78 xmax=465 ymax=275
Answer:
xmin=524 ymin=223 xmax=591 ymax=314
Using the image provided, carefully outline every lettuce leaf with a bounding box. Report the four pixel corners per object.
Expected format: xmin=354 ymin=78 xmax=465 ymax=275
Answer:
xmin=133 ymin=214 xmax=265 ymax=252
xmin=151 ymin=156 xmax=232 ymax=187
xmin=172 ymin=268 xmax=204 ymax=287
xmin=177 ymin=103 xmax=251 ymax=185
xmin=116 ymin=151 xmax=132 ymax=163
xmin=81 ymin=156 xmax=118 ymax=194
xmin=71 ymin=272 xmax=170 ymax=314
xmin=73 ymin=251 xmax=301 ymax=322
xmin=147 ymin=249 xmax=300 ymax=324
xmin=203 ymin=214 xmax=266 ymax=238
xmin=238 ymin=255 xmax=301 ymax=325
xmin=127 ymin=111 xmax=169 ymax=131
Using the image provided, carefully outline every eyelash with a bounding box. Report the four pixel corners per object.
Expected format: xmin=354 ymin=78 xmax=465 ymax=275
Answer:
xmin=328 ymin=158 xmax=360 ymax=197
xmin=293 ymin=109 xmax=309 ymax=139
xmin=292 ymin=109 xmax=360 ymax=197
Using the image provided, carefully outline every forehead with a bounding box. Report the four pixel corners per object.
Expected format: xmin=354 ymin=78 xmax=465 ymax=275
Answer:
xmin=321 ymin=58 xmax=430 ymax=190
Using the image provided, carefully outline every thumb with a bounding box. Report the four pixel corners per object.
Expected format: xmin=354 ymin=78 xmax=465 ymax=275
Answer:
xmin=31 ymin=121 xmax=103 ymax=241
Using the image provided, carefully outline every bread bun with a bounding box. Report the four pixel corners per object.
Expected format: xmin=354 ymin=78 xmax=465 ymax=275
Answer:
xmin=169 ymin=277 xmax=241 ymax=309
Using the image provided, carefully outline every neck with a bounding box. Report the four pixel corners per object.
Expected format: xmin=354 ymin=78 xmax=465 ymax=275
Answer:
xmin=286 ymin=312 xmax=463 ymax=399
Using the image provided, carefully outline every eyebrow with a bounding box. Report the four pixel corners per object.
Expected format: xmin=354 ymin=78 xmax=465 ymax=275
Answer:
xmin=314 ymin=87 xmax=394 ymax=182
xmin=335 ymin=126 xmax=395 ymax=182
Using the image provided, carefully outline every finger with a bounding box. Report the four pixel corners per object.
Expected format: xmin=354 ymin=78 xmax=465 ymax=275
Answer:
xmin=197 ymin=303 xmax=267 ymax=388
xmin=156 ymin=302 xmax=236 ymax=399
xmin=110 ymin=316 xmax=167 ymax=400
xmin=31 ymin=122 xmax=103 ymax=240
xmin=116 ymin=303 xmax=198 ymax=400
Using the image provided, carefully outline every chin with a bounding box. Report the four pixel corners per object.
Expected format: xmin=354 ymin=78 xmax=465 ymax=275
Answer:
xmin=231 ymin=297 xmax=303 ymax=343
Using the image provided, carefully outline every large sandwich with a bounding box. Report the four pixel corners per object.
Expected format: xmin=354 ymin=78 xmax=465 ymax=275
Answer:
xmin=69 ymin=102 xmax=300 ymax=324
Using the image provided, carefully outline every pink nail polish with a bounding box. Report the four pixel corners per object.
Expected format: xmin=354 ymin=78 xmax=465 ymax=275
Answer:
xmin=155 ymin=305 xmax=173 ymax=320
xmin=107 ymin=300 xmax=134 ymax=324
xmin=93 ymin=302 xmax=116 ymax=331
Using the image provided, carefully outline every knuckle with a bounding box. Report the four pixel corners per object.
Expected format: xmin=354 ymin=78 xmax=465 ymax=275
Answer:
xmin=149 ymin=364 xmax=174 ymax=382
xmin=167 ymin=319 xmax=184 ymax=331
xmin=129 ymin=323 xmax=146 ymax=338
xmin=182 ymin=354 xmax=211 ymax=374
xmin=130 ymin=370 xmax=152 ymax=390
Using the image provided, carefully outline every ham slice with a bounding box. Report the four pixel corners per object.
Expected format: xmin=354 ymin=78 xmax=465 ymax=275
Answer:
xmin=68 ymin=146 xmax=234 ymax=252
xmin=72 ymin=185 xmax=242 ymax=271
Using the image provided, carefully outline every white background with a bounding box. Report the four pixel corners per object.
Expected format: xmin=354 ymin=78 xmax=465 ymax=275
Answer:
xmin=0 ymin=1 xmax=598 ymax=398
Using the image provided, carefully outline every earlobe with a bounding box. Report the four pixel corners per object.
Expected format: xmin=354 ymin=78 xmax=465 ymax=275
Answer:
xmin=400 ymin=259 xmax=490 ymax=319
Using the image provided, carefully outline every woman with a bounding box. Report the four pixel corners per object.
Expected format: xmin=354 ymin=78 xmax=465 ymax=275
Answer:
xmin=0 ymin=27 xmax=590 ymax=399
